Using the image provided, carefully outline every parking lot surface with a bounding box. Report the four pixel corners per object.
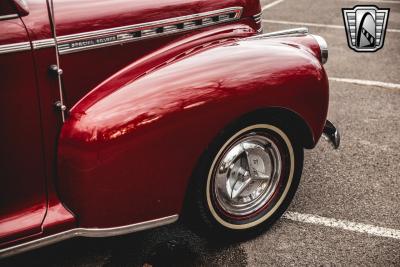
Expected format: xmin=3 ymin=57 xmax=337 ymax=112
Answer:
xmin=2 ymin=0 xmax=399 ymax=266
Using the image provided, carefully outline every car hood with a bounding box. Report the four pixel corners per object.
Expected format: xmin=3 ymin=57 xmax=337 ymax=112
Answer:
xmin=24 ymin=0 xmax=261 ymax=39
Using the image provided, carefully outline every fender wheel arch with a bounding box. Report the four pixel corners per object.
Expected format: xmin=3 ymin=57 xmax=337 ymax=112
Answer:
xmin=240 ymin=108 xmax=315 ymax=149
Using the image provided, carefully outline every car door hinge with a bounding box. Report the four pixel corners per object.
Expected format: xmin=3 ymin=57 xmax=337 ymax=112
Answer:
xmin=54 ymin=101 xmax=67 ymax=112
xmin=49 ymin=64 xmax=63 ymax=76
xmin=49 ymin=64 xmax=67 ymax=121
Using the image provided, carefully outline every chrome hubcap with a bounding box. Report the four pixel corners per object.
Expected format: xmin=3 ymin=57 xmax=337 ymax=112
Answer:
xmin=213 ymin=132 xmax=282 ymax=217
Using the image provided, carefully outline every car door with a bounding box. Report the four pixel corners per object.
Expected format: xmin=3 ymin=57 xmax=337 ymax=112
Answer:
xmin=0 ymin=1 xmax=47 ymax=244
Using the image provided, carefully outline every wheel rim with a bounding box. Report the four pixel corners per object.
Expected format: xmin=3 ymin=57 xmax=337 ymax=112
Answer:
xmin=212 ymin=131 xmax=282 ymax=217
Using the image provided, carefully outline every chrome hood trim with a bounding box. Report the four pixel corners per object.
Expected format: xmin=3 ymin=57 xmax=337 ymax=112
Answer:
xmin=246 ymin=27 xmax=309 ymax=40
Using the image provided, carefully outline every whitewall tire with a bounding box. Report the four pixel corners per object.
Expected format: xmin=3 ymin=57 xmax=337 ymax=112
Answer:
xmin=188 ymin=119 xmax=304 ymax=238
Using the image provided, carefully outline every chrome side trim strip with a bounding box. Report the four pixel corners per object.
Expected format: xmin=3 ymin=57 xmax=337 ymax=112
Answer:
xmin=9 ymin=7 xmax=243 ymax=55
xmin=1 ymin=39 xmax=54 ymax=54
xmin=32 ymin=6 xmax=242 ymax=55
xmin=0 ymin=214 xmax=178 ymax=258
xmin=32 ymin=38 xmax=55 ymax=49
xmin=57 ymin=7 xmax=242 ymax=43
xmin=0 ymin=41 xmax=31 ymax=54
xmin=57 ymin=6 xmax=242 ymax=54
xmin=0 ymin=14 xmax=19 ymax=20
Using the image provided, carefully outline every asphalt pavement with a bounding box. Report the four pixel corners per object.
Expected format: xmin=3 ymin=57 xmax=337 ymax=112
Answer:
xmin=2 ymin=0 xmax=399 ymax=266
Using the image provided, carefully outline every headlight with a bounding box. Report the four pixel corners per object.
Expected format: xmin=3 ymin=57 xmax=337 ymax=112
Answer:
xmin=311 ymin=35 xmax=328 ymax=64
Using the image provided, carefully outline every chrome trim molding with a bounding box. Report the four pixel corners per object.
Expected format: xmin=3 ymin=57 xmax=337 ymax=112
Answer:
xmin=253 ymin=12 xmax=262 ymax=33
xmin=253 ymin=12 xmax=262 ymax=24
xmin=8 ymin=7 xmax=243 ymax=55
xmin=248 ymin=27 xmax=309 ymax=40
xmin=311 ymin=34 xmax=328 ymax=64
xmin=0 ymin=41 xmax=31 ymax=54
xmin=32 ymin=38 xmax=55 ymax=49
xmin=0 ymin=214 xmax=178 ymax=258
xmin=248 ymin=28 xmax=329 ymax=65
xmin=58 ymin=7 xmax=242 ymax=43
xmin=55 ymin=6 xmax=242 ymax=54
xmin=0 ymin=14 xmax=19 ymax=20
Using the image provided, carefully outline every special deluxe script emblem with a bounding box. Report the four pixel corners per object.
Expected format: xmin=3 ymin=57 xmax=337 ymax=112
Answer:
xmin=342 ymin=5 xmax=390 ymax=52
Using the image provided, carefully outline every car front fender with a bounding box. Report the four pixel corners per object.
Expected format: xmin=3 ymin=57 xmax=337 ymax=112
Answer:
xmin=57 ymin=34 xmax=329 ymax=228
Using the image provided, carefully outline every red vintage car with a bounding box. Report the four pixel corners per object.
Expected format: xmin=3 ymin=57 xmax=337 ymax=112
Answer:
xmin=0 ymin=0 xmax=339 ymax=258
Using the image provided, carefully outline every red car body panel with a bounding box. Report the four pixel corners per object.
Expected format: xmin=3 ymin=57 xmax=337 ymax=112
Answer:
xmin=0 ymin=0 xmax=330 ymax=256
xmin=0 ymin=12 xmax=47 ymax=244
xmin=58 ymin=35 xmax=328 ymax=227
xmin=21 ymin=0 xmax=261 ymax=108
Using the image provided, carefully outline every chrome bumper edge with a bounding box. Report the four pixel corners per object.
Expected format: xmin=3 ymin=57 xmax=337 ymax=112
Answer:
xmin=323 ymin=120 xmax=340 ymax=149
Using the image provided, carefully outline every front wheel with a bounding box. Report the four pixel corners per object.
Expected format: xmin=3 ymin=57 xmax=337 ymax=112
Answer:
xmin=190 ymin=120 xmax=303 ymax=238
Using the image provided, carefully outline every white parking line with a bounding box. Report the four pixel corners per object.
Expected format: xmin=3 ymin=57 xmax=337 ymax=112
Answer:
xmin=283 ymin=212 xmax=400 ymax=240
xmin=262 ymin=0 xmax=285 ymax=11
xmin=262 ymin=19 xmax=400 ymax=33
xmin=263 ymin=19 xmax=343 ymax=29
xmin=354 ymin=0 xmax=400 ymax=4
xmin=329 ymin=77 xmax=400 ymax=89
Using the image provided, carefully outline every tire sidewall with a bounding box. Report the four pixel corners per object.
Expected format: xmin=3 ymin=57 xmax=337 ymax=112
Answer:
xmin=194 ymin=119 xmax=304 ymax=236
